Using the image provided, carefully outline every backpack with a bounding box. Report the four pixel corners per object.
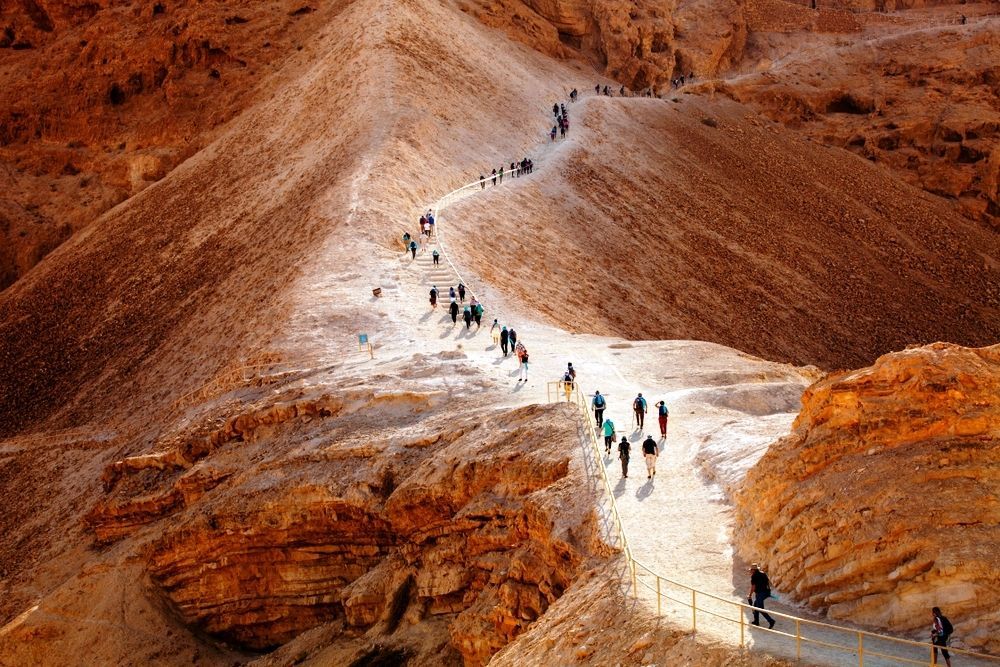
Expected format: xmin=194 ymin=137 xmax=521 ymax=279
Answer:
xmin=941 ymin=616 xmax=953 ymax=637
xmin=594 ymin=395 xmax=605 ymax=408
xmin=634 ymin=397 xmax=644 ymax=410
xmin=521 ymin=352 xmax=529 ymax=363
xmin=659 ymin=403 xmax=668 ymax=417
xmin=563 ymin=372 xmax=573 ymax=382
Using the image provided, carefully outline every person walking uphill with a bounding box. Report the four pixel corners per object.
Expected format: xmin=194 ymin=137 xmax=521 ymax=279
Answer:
xmin=463 ymin=305 xmax=472 ymax=329
xmin=931 ymin=607 xmax=953 ymax=667
xmin=429 ymin=286 xmax=438 ymax=309
xmin=602 ymin=417 xmax=615 ymax=455
xmin=508 ymin=328 xmax=518 ymax=352
xmin=432 ymin=249 xmax=440 ymax=265
xmin=642 ymin=435 xmax=658 ymax=479
xmin=592 ymin=390 xmax=606 ymax=428
xmin=409 ymin=240 xmax=417 ymax=259
xmin=618 ymin=436 xmax=630 ymax=478
xmin=474 ymin=302 xmax=484 ymax=327
xmin=449 ymin=299 xmax=459 ymax=325
xmin=458 ymin=282 xmax=466 ymax=303
xmin=499 ymin=326 xmax=509 ymax=356
xmin=491 ymin=319 xmax=501 ymax=344
xmin=748 ymin=564 xmax=775 ymax=629
xmin=656 ymin=400 xmax=669 ymax=438
xmin=633 ymin=393 xmax=647 ymax=430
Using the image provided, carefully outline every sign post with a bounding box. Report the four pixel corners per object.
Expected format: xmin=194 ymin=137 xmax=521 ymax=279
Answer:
xmin=358 ymin=334 xmax=373 ymax=359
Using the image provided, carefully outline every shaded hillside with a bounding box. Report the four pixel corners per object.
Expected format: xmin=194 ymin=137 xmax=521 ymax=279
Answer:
xmin=0 ymin=0 xmax=333 ymax=289
xmin=445 ymin=95 xmax=1000 ymax=369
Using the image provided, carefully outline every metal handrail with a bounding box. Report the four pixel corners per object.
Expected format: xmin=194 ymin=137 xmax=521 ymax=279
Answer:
xmin=546 ymin=380 xmax=1000 ymax=666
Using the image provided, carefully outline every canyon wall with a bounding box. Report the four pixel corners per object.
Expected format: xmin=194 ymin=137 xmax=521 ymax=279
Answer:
xmin=735 ymin=343 xmax=1000 ymax=652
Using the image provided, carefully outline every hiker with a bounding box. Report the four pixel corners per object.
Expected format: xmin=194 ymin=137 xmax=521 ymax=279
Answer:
xmin=419 ymin=215 xmax=426 ymax=229
xmin=491 ymin=319 xmax=501 ymax=344
xmin=508 ymin=328 xmax=518 ymax=352
xmin=480 ymin=174 xmax=486 ymax=189
xmin=570 ymin=88 xmax=578 ymax=101
xmin=553 ymin=102 xmax=560 ymax=117
xmin=560 ymin=123 xmax=566 ymax=138
xmin=931 ymin=608 xmax=953 ymax=667
xmin=656 ymin=400 xmax=669 ymax=438
xmin=409 ymin=240 xmax=417 ymax=259
xmin=641 ymin=435 xmax=658 ymax=479
xmin=402 ymin=231 xmax=411 ymax=246
xmin=562 ymin=368 xmax=574 ymax=401
xmin=550 ymin=126 xmax=557 ymax=142
xmin=449 ymin=286 xmax=456 ymax=300
xmin=516 ymin=345 xmax=529 ymax=381
xmin=432 ymin=249 xmax=440 ymax=265
xmin=458 ymin=282 xmax=466 ymax=302
xmin=511 ymin=161 xmax=517 ymax=177
xmin=619 ymin=85 xmax=625 ymax=96
xmin=602 ymin=417 xmax=615 ymax=455
xmin=680 ymin=74 xmax=685 ymax=86
xmin=500 ymin=326 xmax=509 ymax=356
xmin=449 ymin=299 xmax=459 ymax=325
xmin=474 ymin=302 xmax=484 ymax=327
xmin=618 ymin=436 xmax=630 ymax=478
xmin=592 ymin=390 xmax=606 ymax=428
xmin=463 ymin=305 xmax=472 ymax=329
xmin=429 ymin=286 xmax=438 ymax=309
xmin=514 ymin=340 xmax=526 ymax=360
xmin=498 ymin=166 xmax=503 ymax=184
xmin=603 ymin=85 xmax=610 ymax=96
xmin=491 ymin=168 xmax=497 ymax=186
xmin=633 ymin=393 xmax=647 ymax=429
xmin=748 ymin=564 xmax=775 ymax=629
xmin=595 ymin=83 xmax=600 ymax=94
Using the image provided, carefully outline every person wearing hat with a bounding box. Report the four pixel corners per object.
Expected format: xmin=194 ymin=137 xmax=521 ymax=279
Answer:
xmin=618 ymin=436 xmax=630 ymax=478
xmin=641 ymin=434 xmax=658 ymax=479
xmin=748 ymin=564 xmax=775 ymax=629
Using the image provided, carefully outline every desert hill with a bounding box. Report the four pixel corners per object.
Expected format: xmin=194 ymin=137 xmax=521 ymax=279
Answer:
xmin=1 ymin=0 xmax=999 ymax=664
xmin=443 ymin=93 xmax=999 ymax=369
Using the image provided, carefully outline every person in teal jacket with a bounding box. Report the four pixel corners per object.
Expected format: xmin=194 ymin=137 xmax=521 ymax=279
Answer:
xmin=602 ymin=417 xmax=615 ymax=455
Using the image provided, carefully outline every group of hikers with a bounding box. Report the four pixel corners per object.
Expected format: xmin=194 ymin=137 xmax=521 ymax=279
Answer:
xmin=402 ymin=210 xmax=436 ymax=259
xmin=550 ymin=102 xmax=570 ymax=140
xmin=577 ymin=386 xmax=670 ymax=480
xmin=491 ymin=321 xmax=529 ymax=381
xmin=429 ymin=282 xmax=485 ymax=330
xmin=480 ymin=158 xmax=534 ymax=189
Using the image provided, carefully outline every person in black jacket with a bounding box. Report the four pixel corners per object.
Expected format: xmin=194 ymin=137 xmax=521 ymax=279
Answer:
xmin=449 ymin=299 xmax=459 ymax=325
xmin=641 ymin=435 xmax=658 ymax=479
xmin=748 ymin=564 xmax=775 ymax=629
xmin=499 ymin=327 xmax=509 ymax=356
xmin=931 ymin=607 xmax=953 ymax=667
xmin=618 ymin=436 xmax=630 ymax=478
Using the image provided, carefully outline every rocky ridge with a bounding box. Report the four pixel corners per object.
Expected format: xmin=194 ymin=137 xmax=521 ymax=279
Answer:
xmin=735 ymin=343 xmax=1000 ymax=652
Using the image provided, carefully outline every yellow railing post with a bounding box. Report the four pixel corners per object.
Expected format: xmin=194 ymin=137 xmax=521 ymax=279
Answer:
xmin=656 ymin=576 xmax=661 ymax=616
xmin=796 ymin=619 xmax=801 ymax=659
xmin=739 ymin=602 xmax=745 ymax=647
xmin=692 ymin=590 xmax=697 ymax=633
xmin=857 ymin=632 xmax=864 ymax=667
xmin=631 ymin=560 xmax=637 ymax=599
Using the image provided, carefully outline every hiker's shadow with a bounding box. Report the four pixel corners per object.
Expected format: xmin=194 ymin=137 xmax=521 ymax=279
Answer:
xmin=636 ymin=480 xmax=654 ymax=501
xmin=486 ymin=344 xmax=497 ymax=351
xmin=613 ymin=476 xmax=626 ymax=498
xmin=420 ymin=311 xmax=433 ymax=322
xmin=440 ymin=328 xmax=455 ymax=339
xmin=513 ymin=381 xmax=524 ymax=392
xmin=492 ymin=356 xmax=507 ymax=365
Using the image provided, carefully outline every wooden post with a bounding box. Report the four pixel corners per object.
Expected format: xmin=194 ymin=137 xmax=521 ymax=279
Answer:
xmin=692 ymin=590 xmax=697 ymax=633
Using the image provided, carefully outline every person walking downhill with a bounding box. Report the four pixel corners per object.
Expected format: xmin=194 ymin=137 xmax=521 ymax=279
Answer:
xmin=463 ymin=305 xmax=473 ymax=329
xmin=458 ymin=282 xmax=466 ymax=303
xmin=480 ymin=174 xmax=486 ymax=190
xmin=449 ymin=299 xmax=459 ymax=325
xmin=618 ymin=436 xmax=630 ymax=478
xmin=642 ymin=435 xmax=658 ymax=479
xmin=429 ymin=286 xmax=438 ymax=309
xmin=491 ymin=168 xmax=497 ymax=186
xmin=508 ymin=328 xmax=518 ymax=354
xmin=409 ymin=240 xmax=417 ymax=259
xmin=931 ymin=607 xmax=953 ymax=667
xmin=499 ymin=326 xmax=509 ymax=356
xmin=432 ymin=249 xmax=440 ymax=265
xmin=474 ymin=302 xmax=484 ymax=327
xmin=517 ymin=346 xmax=529 ymax=382
xmin=656 ymin=400 xmax=669 ymax=439
xmin=449 ymin=285 xmax=456 ymax=301
xmin=491 ymin=319 xmax=501 ymax=345
xmin=602 ymin=417 xmax=616 ymax=455
xmin=550 ymin=125 xmax=557 ymax=142
xmin=592 ymin=390 xmax=606 ymax=428
xmin=633 ymin=393 xmax=647 ymax=430
xmin=498 ymin=166 xmax=503 ymax=184
xmin=748 ymin=564 xmax=775 ymax=629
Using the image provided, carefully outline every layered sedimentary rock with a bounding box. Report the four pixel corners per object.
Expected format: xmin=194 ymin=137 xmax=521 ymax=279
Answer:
xmin=82 ymin=389 xmax=597 ymax=664
xmin=735 ymin=343 xmax=1000 ymax=651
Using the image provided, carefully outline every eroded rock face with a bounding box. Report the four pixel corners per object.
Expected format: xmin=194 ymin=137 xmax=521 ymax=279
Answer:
xmin=0 ymin=0 xmax=331 ymax=289
xmin=735 ymin=343 xmax=1000 ymax=651
xmin=471 ymin=0 xmax=749 ymax=88
xmin=86 ymin=390 xmax=596 ymax=663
